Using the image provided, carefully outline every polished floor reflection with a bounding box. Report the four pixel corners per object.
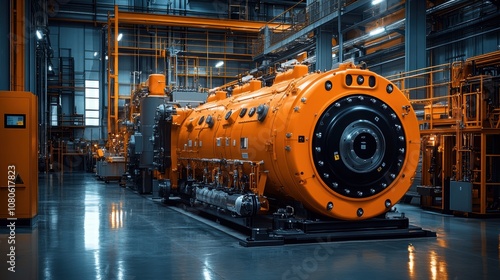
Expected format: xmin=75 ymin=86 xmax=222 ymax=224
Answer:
xmin=1 ymin=172 xmax=499 ymax=279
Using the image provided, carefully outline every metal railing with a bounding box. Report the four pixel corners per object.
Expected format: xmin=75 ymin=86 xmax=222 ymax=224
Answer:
xmin=253 ymin=0 xmax=341 ymax=56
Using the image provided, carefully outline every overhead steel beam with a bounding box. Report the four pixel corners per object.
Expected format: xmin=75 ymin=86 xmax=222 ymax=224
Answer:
xmin=110 ymin=10 xmax=288 ymax=32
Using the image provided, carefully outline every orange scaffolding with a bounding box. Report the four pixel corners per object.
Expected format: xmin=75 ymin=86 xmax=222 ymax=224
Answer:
xmin=388 ymin=51 xmax=500 ymax=216
xmin=107 ymin=5 xmax=286 ymax=135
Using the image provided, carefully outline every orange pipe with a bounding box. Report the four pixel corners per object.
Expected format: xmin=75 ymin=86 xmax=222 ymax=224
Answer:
xmin=110 ymin=9 xmax=288 ymax=32
xmin=10 ymin=0 xmax=24 ymax=91
xmin=107 ymin=14 xmax=112 ymax=135
xmin=113 ymin=5 xmax=119 ymax=135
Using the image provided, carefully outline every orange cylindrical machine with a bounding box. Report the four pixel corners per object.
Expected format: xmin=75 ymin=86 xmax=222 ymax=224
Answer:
xmin=156 ymin=63 xmax=420 ymax=220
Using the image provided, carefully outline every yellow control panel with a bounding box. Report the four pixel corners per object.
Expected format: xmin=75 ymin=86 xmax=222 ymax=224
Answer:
xmin=0 ymin=91 xmax=38 ymax=223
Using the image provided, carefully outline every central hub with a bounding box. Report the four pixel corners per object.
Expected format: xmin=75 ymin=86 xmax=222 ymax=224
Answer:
xmin=353 ymin=133 xmax=376 ymax=159
xmin=339 ymin=120 xmax=385 ymax=173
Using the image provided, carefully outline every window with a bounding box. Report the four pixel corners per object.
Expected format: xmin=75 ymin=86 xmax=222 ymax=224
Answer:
xmin=85 ymin=80 xmax=100 ymax=126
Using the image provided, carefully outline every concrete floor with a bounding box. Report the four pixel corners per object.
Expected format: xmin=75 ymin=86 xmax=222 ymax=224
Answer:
xmin=1 ymin=172 xmax=499 ymax=280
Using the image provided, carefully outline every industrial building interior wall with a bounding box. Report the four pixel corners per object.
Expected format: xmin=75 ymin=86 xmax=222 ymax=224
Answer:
xmin=352 ymin=1 xmax=500 ymax=78
xmin=427 ymin=1 xmax=500 ymax=67
xmin=113 ymin=26 xmax=255 ymax=90
xmin=51 ymin=0 xmax=300 ymax=22
xmin=246 ymin=0 xmax=499 ymax=84
xmin=0 ymin=3 xmax=9 ymax=90
xmin=36 ymin=0 xmax=500 ymax=177
xmin=48 ymin=23 xmax=103 ymax=141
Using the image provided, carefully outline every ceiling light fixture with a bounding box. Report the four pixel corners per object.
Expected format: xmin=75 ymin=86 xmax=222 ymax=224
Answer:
xmin=36 ymin=30 xmax=43 ymax=40
xmin=215 ymin=61 xmax=224 ymax=68
xmin=369 ymin=27 xmax=385 ymax=36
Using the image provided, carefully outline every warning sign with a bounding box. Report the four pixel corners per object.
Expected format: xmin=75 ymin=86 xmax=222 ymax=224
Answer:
xmin=15 ymin=173 xmax=24 ymax=184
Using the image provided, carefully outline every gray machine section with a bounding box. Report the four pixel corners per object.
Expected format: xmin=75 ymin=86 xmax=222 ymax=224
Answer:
xmin=171 ymin=91 xmax=207 ymax=107
xmin=450 ymin=181 xmax=473 ymax=213
xmin=195 ymin=187 xmax=261 ymax=217
xmin=96 ymin=157 xmax=126 ymax=182
xmin=131 ymin=133 xmax=142 ymax=154
xmin=126 ymin=95 xmax=167 ymax=194
xmin=139 ymin=96 xmax=166 ymax=168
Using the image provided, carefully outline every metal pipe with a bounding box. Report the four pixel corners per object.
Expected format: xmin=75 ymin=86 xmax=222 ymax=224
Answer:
xmin=425 ymin=0 xmax=470 ymax=15
xmin=106 ymin=14 xmax=111 ymax=136
xmin=427 ymin=10 xmax=500 ymax=39
xmin=195 ymin=187 xmax=260 ymax=217
xmin=10 ymin=0 xmax=25 ymax=91
xmin=337 ymin=0 xmax=343 ymax=62
xmin=109 ymin=10 xmax=287 ymax=32
xmin=101 ymin=26 xmax=106 ymax=140
xmin=114 ymin=5 xmax=119 ymax=135
xmin=332 ymin=19 xmax=405 ymax=53
xmin=427 ymin=26 xmax=500 ymax=51
xmin=44 ymin=46 xmax=48 ymax=170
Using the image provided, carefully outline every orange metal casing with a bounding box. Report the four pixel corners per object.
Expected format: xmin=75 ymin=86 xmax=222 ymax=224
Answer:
xmin=172 ymin=65 xmax=420 ymax=220
xmin=232 ymin=79 xmax=262 ymax=95
xmin=0 ymin=91 xmax=38 ymax=221
xmin=148 ymin=74 xmax=166 ymax=96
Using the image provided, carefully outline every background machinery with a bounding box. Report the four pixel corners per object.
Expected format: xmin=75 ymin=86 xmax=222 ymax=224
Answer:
xmin=123 ymin=74 xmax=207 ymax=193
xmin=406 ymin=51 xmax=500 ymax=216
xmin=124 ymin=74 xmax=167 ymax=193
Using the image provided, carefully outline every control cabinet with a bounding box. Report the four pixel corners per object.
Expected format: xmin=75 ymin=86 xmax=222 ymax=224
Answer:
xmin=0 ymin=91 xmax=38 ymax=224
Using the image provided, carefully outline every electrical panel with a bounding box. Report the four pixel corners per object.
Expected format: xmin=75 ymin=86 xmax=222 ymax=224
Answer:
xmin=0 ymin=91 xmax=38 ymax=224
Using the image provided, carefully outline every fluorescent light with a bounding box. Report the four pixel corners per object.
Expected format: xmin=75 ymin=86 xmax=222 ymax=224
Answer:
xmin=117 ymin=33 xmax=123 ymax=41
xmin=215 ymin=61 xmax=224 ymax=68
xmin=94 ymin=52 xmax=99 ymax=57
xmin=105 ymin=55 xmax=108 ymax=60
xmin=36 ymin=30 xmax=43 ymax=40
xmin=372 ymin=0 xmax=383 ymax=5
xmin=332 ymin=53 xmax=336 ymax=58
xmin=369 ymin=27 xmax=385 ymax=36
xmin=48 ymin=65 xmax=52 ymax=71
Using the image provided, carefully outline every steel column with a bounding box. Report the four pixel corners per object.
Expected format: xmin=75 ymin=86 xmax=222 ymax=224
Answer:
xmin=0 ymin=2 xmax=9 ymax=90
xmin=405 ymin=0 xmax=426 ymax=99
xmin=315 ymin=26 xmax=333 ymax=71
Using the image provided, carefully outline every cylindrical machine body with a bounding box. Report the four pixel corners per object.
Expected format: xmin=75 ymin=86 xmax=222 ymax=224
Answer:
xmin=170 ymin=64 xmax=420 ymax=220
xmin=139 ymin=95 xmax=166 ymax=168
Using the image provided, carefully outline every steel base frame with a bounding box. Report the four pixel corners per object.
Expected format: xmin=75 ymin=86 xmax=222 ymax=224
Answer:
xmin=167 ymin=201 xmax=436 ymax=247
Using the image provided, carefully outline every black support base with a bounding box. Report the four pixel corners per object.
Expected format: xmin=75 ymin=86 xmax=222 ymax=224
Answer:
xmin=164 ymin=200 xmax=436 ymax=247
xmin=241 ymin=217 xmax=435 ymax=247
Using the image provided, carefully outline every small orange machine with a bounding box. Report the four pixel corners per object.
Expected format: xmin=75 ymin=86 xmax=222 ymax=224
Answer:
xmin=0 ymin=91 xmax=38 ymax=225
